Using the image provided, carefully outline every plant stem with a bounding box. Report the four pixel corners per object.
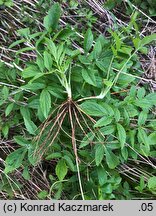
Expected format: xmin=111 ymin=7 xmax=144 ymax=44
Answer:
xmin=75 ymin=154 xmax=85 ymax=200
xmin=68 ymin=102 xmax=84 ymax=200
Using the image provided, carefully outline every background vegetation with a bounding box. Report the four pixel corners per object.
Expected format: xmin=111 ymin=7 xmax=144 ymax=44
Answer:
xmin=0 ymin=0 xmax=156 ymax=200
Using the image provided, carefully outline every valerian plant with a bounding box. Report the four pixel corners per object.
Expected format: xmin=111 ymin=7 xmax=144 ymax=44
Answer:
xmin=1 ymin=3 xmax=156 ymax=199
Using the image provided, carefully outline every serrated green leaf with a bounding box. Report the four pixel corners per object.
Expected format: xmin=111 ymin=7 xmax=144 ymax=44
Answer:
xmin=44 ymin=3 xmax=61 ymax=31
xmin=45 ymin=38 xmax=57 ymax=59
xmin=22 ymin=66 xmax=39 ymax=78
xmin=16 ymin=47 xmax=35 ymax=56
xmin=63 ymin=155 xmax=75 ymax=171
xmin=27 ymin=98 xmax=39 ymax=109
xmin=40 ymin=89 xmax=51 ymax=118
xmin=93 ymin=40 xmax=102 ymax=59
xmin=17 ymin=28 xmax=30 ymax=38
xmin=94 ymin=116 xmax=113 ymax=128
xmin=141 ymin=33 xmax=156 ymax=47
xmin=140 ymin=143 xmax=150 ymax=157
xmin=47 ymin=86 xmax=64 ymax=99
xmin=80 ymin=101 xmax=107 ymax=116
xmin=112 ymin=31 xmax=122 ymax=50
xmin=2 ymin=124 xmax=9 ymax=138
xmin=37 ymin=190 xmax=48 ymax=200
xmin=20 ymin=107 xmax=37 ymax=135
xmin=124 ymin=104 xmax=138 ymax=117
xmin=103 ymin=79 xmax=113 ymax=87
xmin=36 ymin=55 xmax=45 ymax=72
xmin=84 ymin=28 xmax=93 ymax=52
xmin=56 ymin=159 xmax=67 ymax=181
xmin=134 ymin=98 xmax=153 ymax=110
xmin=56 ymin=28 xmax=74 ymax=40
xmin=5 ymin=0 xmax=13 ymax=7
xmin=44 ymin=51 xmax=53 ymax=71
xmin=101 ymin=103 xmax=114 ymax=116
xmin=137 ymin=87 xmax=146 ymax=99
xmin=138 ymin=128 xmax=149 ymax=146
xmin=2 ymin=86 xmax=9 ymax=100
xmin=22 ymin=83 xmax=46 ymax=91
xmin=14 ymin=136 xmax=30 ymax=147
xmin=139 ymin=176 xmax=145 ymax=192
xmin=28 ymin=145 xmax=39 ymax=166
xmin=29 ymin=32 xmax=43 ymax=39
xmin=20 ymin=106 xmax=31 ymax=119
xmin=116 ymin=123 xmax=126 ymax=149
xmin=100 ymin=125 xmax=115 ymax=135
xmin=96 ymin=56 xmax=112 ymax=73
xmin=80 ymin=132 xmax=95 ymax=148
xmin=24 ymin=117 xmax=37 ymax=135
xmin=28 ymin=73 xmax=44 ymax=83
xmin=0 ymin=101 xmax=5 ymax=109
xmin=118 ymin=45 xmax=133 ymax=56
xmin=138 ymin=111 xmax=147 ymax=126
xmin=97 ymin=166 xmax=107 ymax=186
xmin=105 ymin=148 xmax=120 ymax=169
xmin=123 ymin=108 xmax=130 ymax=125
xmin=4 ymin=147 xmax=27 ymax=173
xmin=78 ymin=55 xmax=91 ymax=65
xmin=134 ymin=34 xmax=156 ymax=51
xmin=148 ymin=176 xmax=156 ymax=190
xmin=148 ymin=133 xmax=156 ymax=145
xmin=5 ymin=103 xmax=14 ymax=116
xmin=22 ymin=166 xmax=30 ymax=180
xmin=133 ymin=38 xmax=141 ymax=49
xmin=9 ymin=38 xmax=25 ymax=49
xmin=145 ymin=93 xmax=156 ymax=105
xmin=82 ymin=68 xmax=97 ymax=86
xmin=95 ymin=144 xmax=104 ymax=166
xmin=56 ymin=44 xmax=64 ymax=64
xmin=46 ymin=152 xmax=62 ymax=160
xmin=121 ymin=147 xmax=128 ymax=160
xmin=114 ymin=107 xmax=120 ymax=122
